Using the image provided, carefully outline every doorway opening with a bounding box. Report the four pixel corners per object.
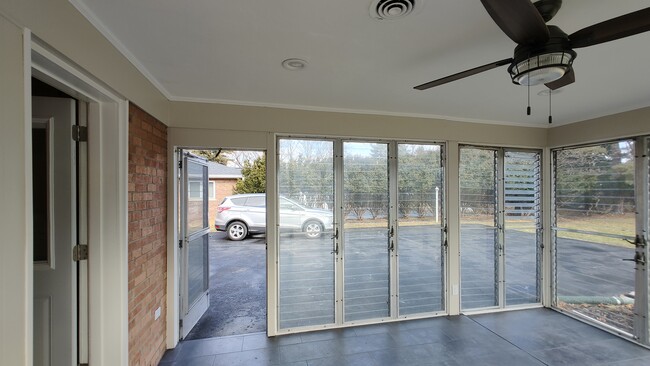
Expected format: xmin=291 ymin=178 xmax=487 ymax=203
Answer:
xmin=179 ymin=149 xmax=267 ymax=340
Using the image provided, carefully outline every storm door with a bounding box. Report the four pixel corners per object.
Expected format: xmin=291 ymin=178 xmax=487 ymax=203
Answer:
xmin=179 ymin=153 xmax=210 ymax=338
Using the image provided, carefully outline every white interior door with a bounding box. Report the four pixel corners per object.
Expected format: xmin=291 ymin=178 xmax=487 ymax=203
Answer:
xmin=180 ymin=153 xmax=210 ymax=338
xmin=33 ymin=97 xmax=77 ymax=366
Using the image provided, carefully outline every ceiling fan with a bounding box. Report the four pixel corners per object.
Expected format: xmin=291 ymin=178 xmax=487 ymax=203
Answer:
xmin=414 ymin=0 xmax=650 ymax=91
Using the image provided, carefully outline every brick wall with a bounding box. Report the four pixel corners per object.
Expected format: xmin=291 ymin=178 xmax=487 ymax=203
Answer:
xmin=128 ymin=104 xmax=167 ymax=366
xmin=208 ymin=178 xmax=238 ymax=230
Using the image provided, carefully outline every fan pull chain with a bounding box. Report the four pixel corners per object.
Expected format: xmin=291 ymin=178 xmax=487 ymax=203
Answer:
xmin=548 ymin=88 xmax=553 ymax=124
xmin=526 ymin=65 xmax=531 ymax=115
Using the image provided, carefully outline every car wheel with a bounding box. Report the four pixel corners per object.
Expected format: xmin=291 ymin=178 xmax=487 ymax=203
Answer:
xmin=303 ymin=220 xmax=323 ymax=239
xmin=227 ymin=221 xmax=248 ymax=241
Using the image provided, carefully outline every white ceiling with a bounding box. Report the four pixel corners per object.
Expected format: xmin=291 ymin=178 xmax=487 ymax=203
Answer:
xmin=72 ymin=0 xmax=650 ymax=127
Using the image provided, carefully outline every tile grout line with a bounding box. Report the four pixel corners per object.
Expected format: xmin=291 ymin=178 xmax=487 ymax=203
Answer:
xmin=465 ymin=315 xmax=550 ymax=366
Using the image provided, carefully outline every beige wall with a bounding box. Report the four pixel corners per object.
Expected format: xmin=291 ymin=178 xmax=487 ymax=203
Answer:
xmin=0 ymin=0 xmax=169 ymax=123
xmin=170 ymin=101 xmax=548 ymax=147
xmin=548 ymin=106 xmax=650 ymax=147
xmin=0 ymin=14 xmax=30 ymax=366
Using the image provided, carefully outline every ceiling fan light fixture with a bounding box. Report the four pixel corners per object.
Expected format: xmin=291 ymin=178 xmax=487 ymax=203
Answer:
xmin=509 ymin=51 xmax=575 ymax=86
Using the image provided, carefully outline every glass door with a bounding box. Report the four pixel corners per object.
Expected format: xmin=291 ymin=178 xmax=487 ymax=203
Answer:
xmin=504 ymin=151 xmax=542 ymax=305
xmin=460 ymin=147 xmax=499 ymax=310
xmin=277 ymin=139 xmax=336 ymax=329
xmin=397 ymin=143 xmax=445 ymax=315
xmin=553 ymin=139 xmax=649 ymax=343
xmin=180 ymin=154 xmax=210 ymax=338
xmin=460 ymin=146 xmax=542 ymax=311
xmin=343 ymin=142 xmax=391 ymax=322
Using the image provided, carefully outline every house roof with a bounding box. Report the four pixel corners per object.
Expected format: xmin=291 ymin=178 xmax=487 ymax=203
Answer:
xmin=207 ymin=161 xmax=242 ymax=179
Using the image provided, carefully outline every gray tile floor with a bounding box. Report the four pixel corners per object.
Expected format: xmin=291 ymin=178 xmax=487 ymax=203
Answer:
xmin=159 ymin=309 xmax=650 ymax=366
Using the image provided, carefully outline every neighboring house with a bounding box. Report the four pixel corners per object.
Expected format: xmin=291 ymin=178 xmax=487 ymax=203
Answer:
xmin=207 ymin=161 xmax=242 ymax=230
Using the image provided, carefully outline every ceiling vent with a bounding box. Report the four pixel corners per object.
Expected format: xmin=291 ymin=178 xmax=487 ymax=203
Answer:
xmin=370 ymin=0 xmax=419 ymax=20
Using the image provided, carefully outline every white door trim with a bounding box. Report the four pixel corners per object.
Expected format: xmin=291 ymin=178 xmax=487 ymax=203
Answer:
xmin=29 ymin=33 xmax=129 ymax=366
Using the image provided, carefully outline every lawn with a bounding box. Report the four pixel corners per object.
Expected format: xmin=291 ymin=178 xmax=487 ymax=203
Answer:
xmin=340 ymin=213 xmax=635 ymax=247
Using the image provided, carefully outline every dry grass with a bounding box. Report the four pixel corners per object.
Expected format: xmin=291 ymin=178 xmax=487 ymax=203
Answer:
xmin=557 ymin=301 xmax=634 ymax=334
xmin=331 ymin=214 xmax=635 ymax=247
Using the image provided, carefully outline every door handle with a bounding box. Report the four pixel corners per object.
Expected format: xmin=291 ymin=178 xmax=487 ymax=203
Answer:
xmin=331 ymin=228 xmax=339 ymax=255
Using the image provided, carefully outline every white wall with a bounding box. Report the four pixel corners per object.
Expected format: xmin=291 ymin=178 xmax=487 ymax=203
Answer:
xmin=0 ymin=14 xmax=30 ymax=366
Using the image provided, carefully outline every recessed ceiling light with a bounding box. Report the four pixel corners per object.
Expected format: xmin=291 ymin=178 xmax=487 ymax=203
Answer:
xmin=370 ymin=0 xmax=420 ymax=20
xmin=282 ymin=58 xmax=308 ymax=71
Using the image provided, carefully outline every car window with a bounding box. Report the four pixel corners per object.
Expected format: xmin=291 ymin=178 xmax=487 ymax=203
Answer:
xmin=230 ymin=197 xmax=247 ymax=206
xmin=245 ymin=196 xmax=266 ymax=207
xmin=280 ymin=198 xmax=299 ymax=210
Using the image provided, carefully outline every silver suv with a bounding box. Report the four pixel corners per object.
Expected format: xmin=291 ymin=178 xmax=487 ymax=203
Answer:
xmin=215 ymin=193 xmax=333 ymax=241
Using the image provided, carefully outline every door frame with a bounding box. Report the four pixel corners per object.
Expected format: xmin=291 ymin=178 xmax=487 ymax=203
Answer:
xmin=29 ymin=33 xmax=130 ymax=365
xmin=166 ymin=139 xmax=269 ymax=345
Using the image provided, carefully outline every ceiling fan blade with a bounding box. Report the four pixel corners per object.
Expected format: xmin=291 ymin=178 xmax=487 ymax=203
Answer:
xmin=545 ymin=68 xmax=575 ymax=90
xmin=569 ymin=7 xmax=650 ymax=49
xmin=480 ymin=0 xmax=549 ymax=44
xmin=414 ymin=58 xmax=513 ymax=90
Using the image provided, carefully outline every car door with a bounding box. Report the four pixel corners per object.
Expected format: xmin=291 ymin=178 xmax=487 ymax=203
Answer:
xmin=244 ymin=195 xmax=266 ymax=230
xmin=279 ymin=198 xmax=303 ymax=229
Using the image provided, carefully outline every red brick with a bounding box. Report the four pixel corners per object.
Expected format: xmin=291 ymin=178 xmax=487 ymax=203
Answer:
xmin=128 ymin=104 xmax=167 ymax=366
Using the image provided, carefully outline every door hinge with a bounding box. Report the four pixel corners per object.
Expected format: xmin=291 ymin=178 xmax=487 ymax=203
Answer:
xmin=179 ymin=239 xmax=183 ymax=249
xmin=71 ymin=125 xmax=88 ymax=142
xmin=73 ymin=244 xmax=89 ymax=261
xmin=179 ymin=319 xmax=183 ymax=329
xmin=178 ymin=159 xmax=183 ymax=169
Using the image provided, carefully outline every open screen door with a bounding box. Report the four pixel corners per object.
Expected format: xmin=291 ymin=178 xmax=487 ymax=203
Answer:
xmin=179 ymin=153 xmax=210 ymax=339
